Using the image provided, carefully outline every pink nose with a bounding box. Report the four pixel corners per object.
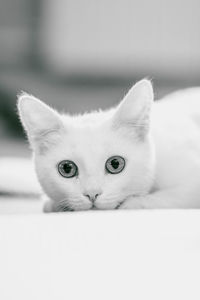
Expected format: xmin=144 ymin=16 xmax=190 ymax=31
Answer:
xmin=84 ymin=191 xmax=102 ymax=203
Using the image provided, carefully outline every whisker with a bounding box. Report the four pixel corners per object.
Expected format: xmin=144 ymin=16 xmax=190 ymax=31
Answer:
xmin=55 ymin=198 xmax=74 ymax=212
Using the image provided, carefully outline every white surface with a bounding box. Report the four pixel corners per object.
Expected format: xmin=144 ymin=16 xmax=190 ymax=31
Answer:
xmin=0 ymin=210 xmax=199 ymax=300
xmin=0 ymin=197 xmax=43 ymax=214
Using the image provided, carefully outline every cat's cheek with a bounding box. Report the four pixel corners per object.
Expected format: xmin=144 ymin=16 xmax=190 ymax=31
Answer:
xmin=72 ymin=200 xmax=92 ymax=211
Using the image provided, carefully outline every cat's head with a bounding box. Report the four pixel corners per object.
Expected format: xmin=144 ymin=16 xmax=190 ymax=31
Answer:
xmin=18 ymin=79 xmax=155 ymax=211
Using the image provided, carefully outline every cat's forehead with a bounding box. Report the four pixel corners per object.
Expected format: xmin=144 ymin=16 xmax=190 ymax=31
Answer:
xmin=62 ymin=108 xmax=115 ymax=128
xmin=57 ymin=112 xmax=133 ymax=159
xmin=61 ymin=111 xmax=114 ymax=146
xmin=62 ymin=119 xmax=115 ymax=151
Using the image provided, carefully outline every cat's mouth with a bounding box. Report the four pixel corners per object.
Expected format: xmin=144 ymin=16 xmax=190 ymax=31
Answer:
xmin=55 ymin=197 xmax=125 ymax=211
xmin=91 ymin=201 xmax=123 ymax=210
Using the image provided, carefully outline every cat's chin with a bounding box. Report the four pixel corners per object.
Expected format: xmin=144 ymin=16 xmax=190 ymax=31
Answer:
xmin=43 ymin=198 xmax=121 ymax=212
xmin=93 ymin=202 xmax=120 ymax=210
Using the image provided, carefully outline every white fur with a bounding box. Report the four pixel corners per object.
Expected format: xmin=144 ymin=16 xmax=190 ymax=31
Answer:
xmin=3 ymin=79 xmax=200 ymax=211
xmin=121 ymin=87 xmax=200 ymax=208
xmin=18 ymin=80 xmax=155 ymax=211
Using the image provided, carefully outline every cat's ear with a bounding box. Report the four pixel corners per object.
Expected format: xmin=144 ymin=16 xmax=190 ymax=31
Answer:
xmin=113 ymin=79 xmax=153 ymax=138
xmin=18 ymin=93 xmax=64 ymax=152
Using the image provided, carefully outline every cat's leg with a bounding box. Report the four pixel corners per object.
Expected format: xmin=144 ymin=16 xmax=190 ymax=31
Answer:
xmin=120 ymin=184 xmax=200 ymax=209
xmin=43 ymin=200 xmax=54 ymax=213
xmin=42 ymin=196 xmax=55 ymax=213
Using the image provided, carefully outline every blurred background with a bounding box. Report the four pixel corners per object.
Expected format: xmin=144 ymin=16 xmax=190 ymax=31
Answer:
xmin=0 ymin=0 xmax=200 ymax=157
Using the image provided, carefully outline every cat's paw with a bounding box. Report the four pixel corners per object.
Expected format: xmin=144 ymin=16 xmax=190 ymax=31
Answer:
xmin=119 ymin=195 xmax=148 ymax=209
xmin=43 ymin=199 xmax=55 ymax=213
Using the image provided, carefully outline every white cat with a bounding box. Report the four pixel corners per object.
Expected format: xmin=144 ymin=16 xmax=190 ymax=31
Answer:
xmin=2 ymin=79 xmax=200 ymax=211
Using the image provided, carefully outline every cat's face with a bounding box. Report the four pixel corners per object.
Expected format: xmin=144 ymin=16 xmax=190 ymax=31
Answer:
xmin=18 ymin=79 xmax=155 ymax=211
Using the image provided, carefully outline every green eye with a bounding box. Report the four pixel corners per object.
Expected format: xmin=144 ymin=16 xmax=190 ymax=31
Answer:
xmin=105 ymin=156 xmax=125 ymax=174
xmin=58 ymin=160 xmax=78 ymax=178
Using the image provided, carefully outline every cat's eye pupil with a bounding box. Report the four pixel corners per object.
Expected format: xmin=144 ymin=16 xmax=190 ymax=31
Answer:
xmin=63 ymin=163 xmax=72 ymax=174
xmin=58 ymin=160 xmax=78 ymax=178
xmin=111 ymin=159 xmax=119 ymax=169
xmin=105 ymin=156 xmax=125 ymax=174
